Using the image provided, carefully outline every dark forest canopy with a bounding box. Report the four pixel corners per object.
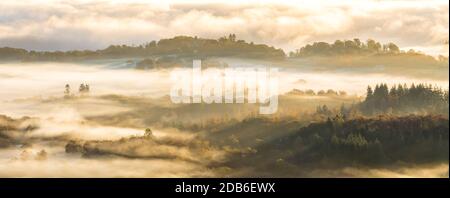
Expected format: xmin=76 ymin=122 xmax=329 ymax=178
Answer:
xmin=278 ymin=115 xmax=449 ymax=166
xmin=221 ymin=114 xmax=448 ymax=176
xmin=1 ymin=36 xmax=448 ymax=63
xmin=360 ymin=83 xmax=449 ymax=116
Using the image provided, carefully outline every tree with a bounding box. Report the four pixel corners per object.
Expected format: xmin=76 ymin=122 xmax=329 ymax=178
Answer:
xmin=64 ymin=84 xmax=71 ymax=98
xmin=144 ymin=128 xmax=153 ymax=138
xmin=79 ymin=84 xmax=86 ymax=93
xmin=367 ymin=39 xmax=381 ymax=52
xmin=366 ymin=86 xmax=373 ymax=99
xmin=79 ymin=83 xmax=90 ymax=96
xmin=386 ymin=43 xmax=400 ymax=53
xmin=228 ymin=34 xmax=236 ymax=42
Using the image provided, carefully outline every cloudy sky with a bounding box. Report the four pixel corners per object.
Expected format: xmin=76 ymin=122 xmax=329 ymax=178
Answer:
xmin=0 ymin=0 xmax=448 ymax=55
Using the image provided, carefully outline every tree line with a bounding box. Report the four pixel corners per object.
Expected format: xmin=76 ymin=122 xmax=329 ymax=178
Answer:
xmin=289 ymin=38 xmax=449 ymax=62
xmin=360 ymin=83 xmax=449 ymax=115
xmin=2 ymin=36 xmax=447 ymax=63
xmin=312 ymin=83 xmax=448 ymax=122
xmin=64 ymin=83 xmax=90 ymax=98
xmin=288 ymin=88 xmax=347 ymax=96
xmin=0 ymin=34 xmax=285 ymax=61
xmin=268 ymin=115 xmax=448 ymax=166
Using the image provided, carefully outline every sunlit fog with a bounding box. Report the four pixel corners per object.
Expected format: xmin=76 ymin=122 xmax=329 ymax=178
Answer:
xmin=0 ymin=0 xmax=448 ymax=178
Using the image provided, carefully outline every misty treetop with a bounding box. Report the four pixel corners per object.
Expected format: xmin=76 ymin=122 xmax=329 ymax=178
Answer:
xmin=287 ymin=88 xmax=347 ymax=97
xmin=290 ymin=39 xmax=397 ymax=57
xmin=64 ymin=83 xmax=90 ymax=98
xmin=311 ymin=83 xmax=448 ymax=121
xmin=361 ymin=83 xmax=449 ymax=115
xmin=289 ymin=38 xmax=449 ymax=61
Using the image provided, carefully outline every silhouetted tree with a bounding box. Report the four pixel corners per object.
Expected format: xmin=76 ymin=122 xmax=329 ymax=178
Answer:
xmin=79 ymin=83 xmax=90 ymax=96
xmin=64 ymin=84 xmax=71 ymax=98
xmin=361 ymin=83 xmax=448 ymax=115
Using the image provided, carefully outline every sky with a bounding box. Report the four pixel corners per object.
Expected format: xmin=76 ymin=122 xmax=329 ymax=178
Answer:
xmin=0 ymin=0 xmax=448 ymax=56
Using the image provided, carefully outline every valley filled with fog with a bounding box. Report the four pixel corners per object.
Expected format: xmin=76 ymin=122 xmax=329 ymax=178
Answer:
xmin=0 ymin=58 xmax=448 ymax=177
xmin=0 ymin=0 xmax=449 ymax=179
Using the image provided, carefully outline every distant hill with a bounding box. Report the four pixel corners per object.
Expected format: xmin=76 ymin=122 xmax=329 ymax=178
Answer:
xmin=0 ymin=34 xmax=285 ymax=61
xmin=289 ymin=38 xmax=448 ymax=60
xmin=1 ymin=37 xmax=447 ymax=78
xmin=2 ymin=36 xmax=448 ymax=62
